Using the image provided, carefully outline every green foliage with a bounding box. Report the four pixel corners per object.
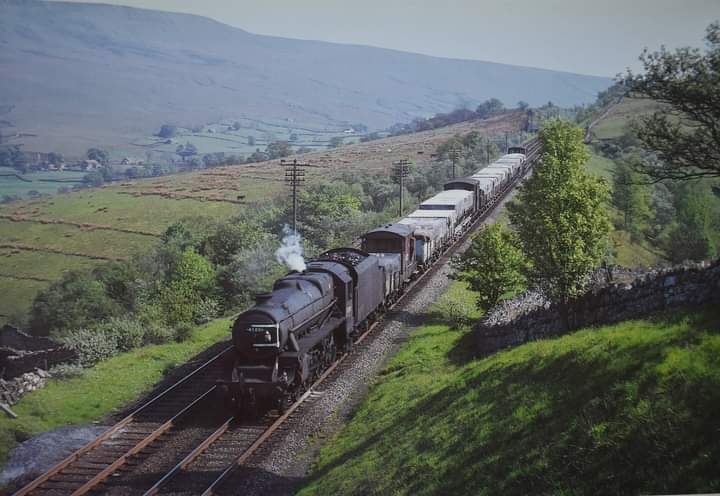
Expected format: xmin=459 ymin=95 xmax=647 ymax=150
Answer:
xmin=328 ymin=136 xmax=344 ymax=148
xmin=0 ymin=145 xmax=22 ymax=168
xmin=475 ymin=98 xmax=505 ymax=119
xmin=83 ymin=170 xmax=104 ymax=186
xmin=297 ymin=181 xmax=363 ymax=248
xmin=626 ymin=21 xmax=720 ymax=180
xmin=93 ymin=316 xmax=146 ymax=352
xmin=48 ymin=363 xmax=85 ymax=379
xmin=174 ymin=322 xmax=194 ymax=342
xmin=666 ymin=181 xmax=720 ymax=262
xmin=159 ymin=248 xmax=216 ymax=326
xmin=142 ymin=320 xmax=177 ymax=345
xmin=86 ymin=148 xmax=109 ymax=165
xmin=61 ymin=327 xmax=119 ymax=367
xmin=218 ymin=236 xmax=285 ymax=309
xmin=29 ymin=271 xmax=122 ymax=336
xmin=161 ymin=217 xmax=216 ymax=252
xmin=175 ymin=142 xmax=198 ymax=162
xmin=157 ymin=124 xmax=177 ymax=139
xmin=509 ymin=120 xmax=612 ymax=304
xmin=202 ymin=219 xmax=265 ymax=266
xmin=192 ymin=297 xmax=221 ymax=325
xmin=265 ymin=141 xmax=292 ymax=159
xmin=612 ymin=159 xmax=652 ymax=238
xmin=299 ymin=290 xmax=720 ymax=496
xmin=452 ymin=224 xmax=527 ymax=311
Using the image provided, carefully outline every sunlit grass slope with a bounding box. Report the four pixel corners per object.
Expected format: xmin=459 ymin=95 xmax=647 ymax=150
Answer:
xmin=299 ymin=282 xmax=720 ymax=495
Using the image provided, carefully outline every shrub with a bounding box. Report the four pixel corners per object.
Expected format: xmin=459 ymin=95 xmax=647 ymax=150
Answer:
xmin=193 ymin=297 xmax=220 ymax=324
xmin=435 ymin=299 xmax=474 ymax=329
xmin=61 ymin=328 xmax=119 ymax=367
xmin=144 ymin=323 xmax=176 ymax=345
xmin=49 ymin=363 xmax=85 ymax=379
xmin=93 ymin=317 xmax=145 ymax=352
xmin=175 ymin=322 xmax=194 ymax=342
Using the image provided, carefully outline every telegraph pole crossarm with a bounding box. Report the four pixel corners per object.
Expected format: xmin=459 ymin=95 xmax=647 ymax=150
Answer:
xmin=449 ymin=144 xmax=462 ymax=180
xmin=392 ymin=159 xmax=411 ymax=217
xmin=281 ymin=159 xmax=308 ymax=234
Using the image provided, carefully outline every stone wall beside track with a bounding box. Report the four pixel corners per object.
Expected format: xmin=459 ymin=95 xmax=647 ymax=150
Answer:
xmin=475 ymin=260 xmax=720 ymax=356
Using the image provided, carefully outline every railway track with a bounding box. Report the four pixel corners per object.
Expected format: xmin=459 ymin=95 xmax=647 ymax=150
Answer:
xmin=16 ymin=138 xmax=540 ymax=496
xmin=139 ymin=138 xmax=542 ymax=496
xmin=14 ymin=347 xmax=233 ymax=496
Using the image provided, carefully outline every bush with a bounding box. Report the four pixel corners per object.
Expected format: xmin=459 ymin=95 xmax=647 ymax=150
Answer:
xmin=93 ymin=317 xmax=145 ymax=352
xmin=435 ymin=298 xmax=474 ymax=329
xmin=144 ymin=323 xmax=177 ymax=345
xmin=193 ymin=298 xmax=220 ymax=324
xmin=61 ymin=328 xmax=119 ymax=367
xmin=175 ymin=322 xmax=194 ymax=342
xmin=49 ymin=363 xmax=85 ymax=379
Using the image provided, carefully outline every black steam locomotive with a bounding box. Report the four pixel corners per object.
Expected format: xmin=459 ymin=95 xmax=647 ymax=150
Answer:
xmin=219 ymin=143 xmax=536 ymax=413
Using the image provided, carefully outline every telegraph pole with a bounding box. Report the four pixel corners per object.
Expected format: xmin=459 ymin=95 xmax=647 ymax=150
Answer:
xmin=505 ymin=132 xmax=509 ymax=153
xmin=281 ymin=159 xmax=307 ymax=234
xmin=392 ymin=159 xmax=411 ymax=217
xmin=448 ymin=144 xmax=462 ymax=179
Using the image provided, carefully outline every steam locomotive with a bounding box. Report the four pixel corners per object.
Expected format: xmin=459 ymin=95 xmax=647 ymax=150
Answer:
xmin=218 ymin=142 xmax=536 ymax=413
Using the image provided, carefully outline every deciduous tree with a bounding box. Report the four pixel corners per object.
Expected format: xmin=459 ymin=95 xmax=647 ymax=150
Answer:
xmin=508 ymin=120 xmax=612 ymax=306
xmin=452 ymin=223 xmax=527 ymax=311
xmin=625 ymin=22 xmax=720 ymax=181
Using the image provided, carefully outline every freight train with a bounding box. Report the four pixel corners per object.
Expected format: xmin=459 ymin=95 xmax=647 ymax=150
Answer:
xmin=218 ymin=141 xmax=537 ymax=413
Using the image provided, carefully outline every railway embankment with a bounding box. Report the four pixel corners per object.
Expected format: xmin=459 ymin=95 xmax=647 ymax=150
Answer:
xmin=298 ymin=275 xmax=720 ymax=495
xmin=476 ymin=259 xmax=720 ymax=356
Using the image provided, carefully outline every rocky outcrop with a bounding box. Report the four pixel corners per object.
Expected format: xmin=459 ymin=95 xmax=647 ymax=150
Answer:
xmin=475 ymin=260 xmax=720 ymax=356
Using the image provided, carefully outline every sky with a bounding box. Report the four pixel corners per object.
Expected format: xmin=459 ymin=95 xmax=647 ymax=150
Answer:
xmin=54 ymin=0 xmax=720 ymax=77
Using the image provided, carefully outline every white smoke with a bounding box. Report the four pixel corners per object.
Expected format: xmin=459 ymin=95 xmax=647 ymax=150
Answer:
xmin=275 ymin=225 xmax=307 ymax=272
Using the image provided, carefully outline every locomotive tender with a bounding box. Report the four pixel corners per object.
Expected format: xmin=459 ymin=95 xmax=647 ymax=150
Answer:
xmin=220 ymin=145 xmax=532 ymax=413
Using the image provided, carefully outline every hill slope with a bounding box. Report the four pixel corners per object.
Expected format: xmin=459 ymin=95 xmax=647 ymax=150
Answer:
xmin=0 ymin=0 xmax=610 ymax=155
xmin=0 ymin=113 xmax=523 ymax=325
xmin=299 ymin=283 xmax=720 ymax=495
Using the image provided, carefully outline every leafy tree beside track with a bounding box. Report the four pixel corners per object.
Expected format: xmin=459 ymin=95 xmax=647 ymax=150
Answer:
xmin=508 ymin=120 xmax=612 ymax=307
xmin=452 ymin=224 xmax=527 ymax=311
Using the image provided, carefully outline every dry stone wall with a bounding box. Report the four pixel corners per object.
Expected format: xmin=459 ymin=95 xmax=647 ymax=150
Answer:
xmin=475 ymin=260 xmax=720 ymax=356
xmin=0 ymin=370 xmax=51 ymax=406
xmin=0 ymin=326 xmax=76 ymax=379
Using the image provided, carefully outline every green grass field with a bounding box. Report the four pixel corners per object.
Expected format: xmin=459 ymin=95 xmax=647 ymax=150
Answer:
xmin=0 ymin=248 xmax=100 ymax=319
xmin=0 ymin=170 xmax=87 ymax=199
xmin=0 ymin=174 xmax=256 ymax=323
xmin=0 ymin=318 xmax=232 ymax=468
xmin=299 ymin=282 xmax=720 ymax=495
xmin=591 ymin=98 xmax=660 ymax=141
xmin=0 ymin=278 xmax=49 ymax=321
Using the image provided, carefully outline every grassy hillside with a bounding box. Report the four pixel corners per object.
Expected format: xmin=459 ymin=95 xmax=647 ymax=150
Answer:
xmin=299 ymin=282 xmax=720 ymax=495
xmin=0 ymin=115 xmax=522 ymax=325
xmin=590 ymin=98 xmax=660 ymax=141
xmin=583 ymin=148 xmax=665 ymax=267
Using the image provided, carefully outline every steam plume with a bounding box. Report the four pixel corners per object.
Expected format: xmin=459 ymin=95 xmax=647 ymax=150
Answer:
xmin=275 ymin=225 xmax=306 ymax=272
